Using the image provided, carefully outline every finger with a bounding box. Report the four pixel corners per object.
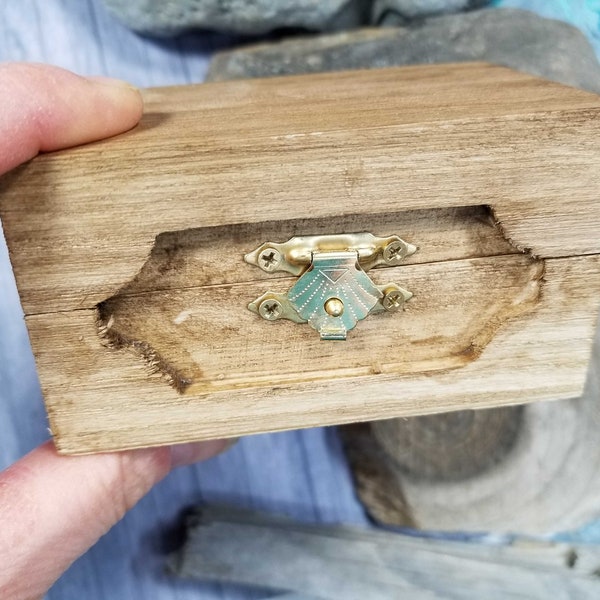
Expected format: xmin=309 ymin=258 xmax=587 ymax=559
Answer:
xmin=0 ymin=439 xmax=229 ymax=599
xmin=0 ymin=62 xmax=143 ymax=174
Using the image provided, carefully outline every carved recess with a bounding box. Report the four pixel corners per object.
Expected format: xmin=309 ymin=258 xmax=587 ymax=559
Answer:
xmin=97 ymin=206 xmax=543 ymax=393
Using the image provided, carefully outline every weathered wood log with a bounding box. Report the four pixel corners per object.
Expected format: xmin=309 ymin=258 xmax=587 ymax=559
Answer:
xmin=170 ymin=505 xmax=600 ymax=599
xmin=1 ymin=63 xmax=599 ymax=453
xmin=341 ymin=324 xmax=600 ymax=534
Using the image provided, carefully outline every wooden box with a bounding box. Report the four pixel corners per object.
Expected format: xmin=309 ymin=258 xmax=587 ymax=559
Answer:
xmin=1 ymin=63 xmax=599 ymax=454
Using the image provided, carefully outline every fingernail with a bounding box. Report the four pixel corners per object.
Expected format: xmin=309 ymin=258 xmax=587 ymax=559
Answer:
xmin=86 ymin=75 xmax=139 ymax=92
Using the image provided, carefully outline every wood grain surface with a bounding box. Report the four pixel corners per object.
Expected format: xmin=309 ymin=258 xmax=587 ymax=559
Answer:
xmin=1 ymin=63 xmax=600 ymax=453
xmin=21 ymin=254 xmax=599 ymax=452
xmin=172 ymin=505 xmax=600 ymax=599
xmin=3 ymin=64 xmax=600 ymax=314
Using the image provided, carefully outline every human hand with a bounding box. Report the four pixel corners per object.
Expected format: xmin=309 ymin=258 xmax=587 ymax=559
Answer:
xmin=0 ymin=63 xmax=229 ymax=600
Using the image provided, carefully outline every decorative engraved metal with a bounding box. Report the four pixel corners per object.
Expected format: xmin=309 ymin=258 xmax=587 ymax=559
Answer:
xmin=246 ymin=233 xmax=416 ymax=340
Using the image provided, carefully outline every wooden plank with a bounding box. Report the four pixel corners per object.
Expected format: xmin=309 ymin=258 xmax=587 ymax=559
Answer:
xmin=170 ymin=505 xmax=600 ymax=599
xmin=1 ymin=64 xmax=599 ymax=453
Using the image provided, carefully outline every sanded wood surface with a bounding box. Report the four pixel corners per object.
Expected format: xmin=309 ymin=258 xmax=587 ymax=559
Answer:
xmin=1 ymin=63 xmax=599 ymax=453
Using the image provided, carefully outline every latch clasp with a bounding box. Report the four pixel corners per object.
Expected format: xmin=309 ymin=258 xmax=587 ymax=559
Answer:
xmin=245 ymin=233 xmax=416 ymax=340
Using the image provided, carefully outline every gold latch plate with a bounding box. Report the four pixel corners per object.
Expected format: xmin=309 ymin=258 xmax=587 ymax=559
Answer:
xmin=245 ymin=233 xmax=416 ymax=340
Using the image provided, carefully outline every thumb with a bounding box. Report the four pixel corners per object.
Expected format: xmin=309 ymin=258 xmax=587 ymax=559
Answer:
xmin=0 ymin=62 xmax=143 ymax=174
xmin=0 ymin=440 xmax=229 ymax=600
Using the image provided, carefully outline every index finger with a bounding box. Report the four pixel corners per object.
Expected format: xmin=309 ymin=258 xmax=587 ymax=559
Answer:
xmin=0 ymin=62 xmax=143 ymax=174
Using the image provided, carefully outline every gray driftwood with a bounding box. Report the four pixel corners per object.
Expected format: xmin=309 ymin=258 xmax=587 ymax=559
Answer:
xmin=206 ymin=8 xmax=600 ymax=93
xmin=171 ymin=506 xmax=600 ymax=599
xmin=340 ymin=316 xmax=600 ymax=535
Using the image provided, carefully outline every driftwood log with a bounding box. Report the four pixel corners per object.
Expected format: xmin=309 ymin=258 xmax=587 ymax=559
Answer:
xmin=341 ymin=323 xmax=600 ymax=535
xmin=171 ymin=505 xmax=600 ymax=599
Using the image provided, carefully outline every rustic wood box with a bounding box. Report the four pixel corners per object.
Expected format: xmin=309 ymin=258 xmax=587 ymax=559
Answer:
xmin=1 ymin=63 xmax=599 ymax=454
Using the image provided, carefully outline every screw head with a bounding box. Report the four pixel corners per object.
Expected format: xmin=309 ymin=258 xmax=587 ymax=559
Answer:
xmin=382 ymin=290 xmax=405 ymax=312
xmin=259 ymin=248 xmax=282 ymax=272
xmin=258 ymin=299 xmax=283 ymax=320
xmin=324 ymin=297 xmax=344 ymax=317
xmin=383 ymin=241 xmax=407 ymax=264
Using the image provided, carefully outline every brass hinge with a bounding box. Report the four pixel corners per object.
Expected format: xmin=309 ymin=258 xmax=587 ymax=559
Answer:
xmin=245 ymin=233 xmax=416 ymax=341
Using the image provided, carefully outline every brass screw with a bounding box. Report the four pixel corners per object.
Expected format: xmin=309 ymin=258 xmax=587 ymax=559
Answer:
xmin=324 ymin=297 xmax=344 ymax=317
xmin=258 ymin=299 xmax=283 ymax=320
xmin=383 ymin=241 xmax=406 ymax=264
xmin=382 ymin=290 xmax=405 ymax=312
xmin=259 ymin=248 xmax=282 ymax=272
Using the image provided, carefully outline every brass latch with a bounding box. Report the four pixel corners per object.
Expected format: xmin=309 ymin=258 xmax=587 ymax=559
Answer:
xmin=245 ymin=233 xmax=416 ymax=340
